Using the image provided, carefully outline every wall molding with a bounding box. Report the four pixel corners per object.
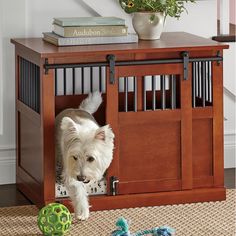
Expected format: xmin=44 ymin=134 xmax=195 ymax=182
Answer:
xmin=0 ymin=1 xmax=3 ymax=135
xmin=0 ymin=145 xmax=16 ymax=184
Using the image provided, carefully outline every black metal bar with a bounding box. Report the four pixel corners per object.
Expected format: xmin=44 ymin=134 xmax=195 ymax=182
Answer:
xmin=19 ymin=58 xmax=23 ymax=101
xmin=202 ymin=62 xmax=206 ymax=107
xmin=63 ymin=68 xmax=66 ymax=95
xmin=72 ymin=68 xmax=75 ymax=95
xmin=134 ymin=76 xmax=137 ymax=112
xmin=173 ymin=75 xmax=176 ymax=109
xmin=207 ymin=61 xmax=211 ymax=102
xmin=90 ymin=67 xmax=93 ymax=92
xmin=29 ymin=60 xmax=32 ymax=108
xmin=152 ymin=76 xmax=156 ymax=110
xmin=33 ymin=64 xmax=37 ymax=111
xmin=143 ymin=76 xmax=146 ymax=111
xmin=44 ymin=56 xmax=223 ymax=71
xmin=37 ymin=67 xmax=40 ymax=113
xmin=124 ymin=77 xmax=128 ymax=112
xmin=170 ymin=75 xmax=176 ymax=109
xmin=197 ymin=62 xmax=201 ymax=98
xmin=25 ymin=59 xmax=29 ymax=107
xmin=55 ymin=69 xmax=58 ymax=96
xmin=81 ymin=67 xmax=84 ymax=94
xmin=210 ymin=62 xmax=212 ymax=103
xmin=192 ymin=63 xmax=196 ymax=108
xmin=161 ymin=75 xmax=166 ymax=110
xmin=34 ymin=63 xmax=37 ymax=112
xmin=99 ymin=66 xmax=102 ymax=92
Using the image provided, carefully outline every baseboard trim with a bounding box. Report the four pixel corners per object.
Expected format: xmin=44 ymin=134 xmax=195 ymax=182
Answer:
xmin=0 ymin=159 xmax=16 ymax=184
xmin=224 ymin=142 xmax=236 ymax=168
xmin=0 ymin=145 xmax=16 ymax=184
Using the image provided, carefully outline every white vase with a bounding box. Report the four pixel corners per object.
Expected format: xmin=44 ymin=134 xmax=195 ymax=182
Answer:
xmin=132 ymin=12 xmax=164 ymax=40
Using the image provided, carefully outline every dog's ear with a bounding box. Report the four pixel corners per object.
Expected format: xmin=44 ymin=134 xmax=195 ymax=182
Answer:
xmin=95 ymin=125 xmax=115 ymax=141
xmin=61 ymin=117 xmax=78 ymax=132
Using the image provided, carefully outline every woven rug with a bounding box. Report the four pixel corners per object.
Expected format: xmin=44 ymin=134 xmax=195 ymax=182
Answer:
xmin=0 ymin=190 xmax=235 ymax=236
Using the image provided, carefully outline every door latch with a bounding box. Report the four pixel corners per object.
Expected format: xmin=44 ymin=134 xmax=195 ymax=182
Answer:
xmin=110 ymin=176 xmax=119 ymax=196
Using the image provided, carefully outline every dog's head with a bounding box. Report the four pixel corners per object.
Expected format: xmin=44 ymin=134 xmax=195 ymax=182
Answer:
xmin=61 ymin=117 xmax=114 ymax=183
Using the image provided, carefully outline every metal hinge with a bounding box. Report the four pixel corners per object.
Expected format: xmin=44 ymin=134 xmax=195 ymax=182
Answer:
xmin=107 ymin=54 xmax=116 ymax=84
xmin=182 ymin=51 xmax=189 ymax=80
xmin=110 ymin=176 xmax=119 ymax=196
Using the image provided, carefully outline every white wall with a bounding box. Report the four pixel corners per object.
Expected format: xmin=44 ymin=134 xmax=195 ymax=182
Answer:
xmin=0 ymin=0 xmax=28 ymax=184
xmin=0 ymin=0 xmax=234 ymax=184
xmin=223 ymin=42 xmax=236 ymax=168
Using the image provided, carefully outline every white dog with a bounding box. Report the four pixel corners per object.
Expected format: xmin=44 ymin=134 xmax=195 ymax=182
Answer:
xmin=55 ymin=91 xmax=114 ymax=220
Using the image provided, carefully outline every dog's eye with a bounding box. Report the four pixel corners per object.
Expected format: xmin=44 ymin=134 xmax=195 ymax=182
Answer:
xmin=72 ymin=156 xmax=78 ymax=161
xmin=87 ymin=156 xmax=95 ymax=163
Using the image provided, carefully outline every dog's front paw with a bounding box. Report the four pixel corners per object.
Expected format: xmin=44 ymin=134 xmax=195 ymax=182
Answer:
xmin=75 ymin=207 xmax=89 ymax=221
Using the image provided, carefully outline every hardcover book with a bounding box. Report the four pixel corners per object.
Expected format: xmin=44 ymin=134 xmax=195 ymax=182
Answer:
xmin=53 ymin=17 xmax=125 ymax=27
xmin=53 ymin=24 xmax=128 ymax=37
xmin=43 ymin=32 xmax=138 ymax=46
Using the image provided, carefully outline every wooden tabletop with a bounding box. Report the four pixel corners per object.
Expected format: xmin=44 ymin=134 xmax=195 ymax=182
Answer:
xmin=11 ymin=32 xmax=229 ymax=58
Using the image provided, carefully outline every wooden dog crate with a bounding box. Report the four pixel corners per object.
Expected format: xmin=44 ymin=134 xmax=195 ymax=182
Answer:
xmin=11 ymin=32 xmax=228 ymax=211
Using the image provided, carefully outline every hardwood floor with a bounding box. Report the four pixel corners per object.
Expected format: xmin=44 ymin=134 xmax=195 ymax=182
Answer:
xmin=0 ymin=169 xmax=235 ymax=207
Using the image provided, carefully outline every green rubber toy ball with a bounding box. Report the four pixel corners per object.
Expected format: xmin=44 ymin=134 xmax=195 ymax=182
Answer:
xmin=37 ymin=203 xmax=72 ymax=236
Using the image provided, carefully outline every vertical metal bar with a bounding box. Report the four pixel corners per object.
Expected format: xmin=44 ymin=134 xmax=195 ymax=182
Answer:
xmin=174 ymin=75 xmax=177 ymax=108
xmin=134 ymin=76 xmax=137 ymax=112
xmin=81 ymin=67 xmax=84 ymax=94
xmin=143 ymin=76 xmax=146 ymax=111
xmin=161 ymin=75 xmax=166 ymax=109
xmin=170 ymin=75 xmax=176 ymax=109
xmin=192 ymin=63 xmax=196 ymax=108
xmin=34 ymin=64 xmax=37 ymax=112
xmin=37 ymin=66 xmax=40 ymax=113
xmin=55 ymin=69 xmax=58 ymax=96
xmin=63 ymin=68 xmax=66 ymax=95
xmin=23 ymin=59 xmax=26 ymax=105
xmin=72 ymin=68 xmax=75 ymax=95
xmin=33 ymin=64 xmax=36 ymax=111
xmin=29 ymin=62 xmax=34 ymax=109
xmin=124 ymin=77 xmax=128 ymax=112
xmin=152 ymin=76 xmax=156 ymax=110
xmin=90 ymin=67 xmax=93 ymax=92
xmin=197 ymin=62 xmax=201 ymax=98
xmin=201 ymin=61 xmax=206 ymax=107
xmin=28 ymin=61 xmax=31 ymax=109
xmin=20 ymin=58 xmax=23 ymax=101
xmin=208 ymin=61 xmax=211 ymax=103
xmin=99 ymin=66 xmax=102 ymax=92
xmin=26 ymin=59 xmax=29 ymax=106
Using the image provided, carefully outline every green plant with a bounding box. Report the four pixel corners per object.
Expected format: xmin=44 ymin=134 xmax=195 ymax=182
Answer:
xmin=119 ymin=0 xmax=196 ymax=18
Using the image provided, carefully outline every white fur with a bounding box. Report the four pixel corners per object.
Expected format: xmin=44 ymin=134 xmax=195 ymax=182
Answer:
xmin=56 ymin=92 xmax=114 ymax=220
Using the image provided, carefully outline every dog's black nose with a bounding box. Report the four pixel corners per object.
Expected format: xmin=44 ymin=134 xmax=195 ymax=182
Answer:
xmin=77 ymin=175 xmax=86 ymax=182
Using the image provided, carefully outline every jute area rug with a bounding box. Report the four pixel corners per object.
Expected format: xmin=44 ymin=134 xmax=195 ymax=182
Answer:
xmin=0 ymin=190 xmax=235 ymax=236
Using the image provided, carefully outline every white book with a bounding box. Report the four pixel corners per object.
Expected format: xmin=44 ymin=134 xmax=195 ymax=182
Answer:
xmin=43 ymin=32 xmax=138 ymax=46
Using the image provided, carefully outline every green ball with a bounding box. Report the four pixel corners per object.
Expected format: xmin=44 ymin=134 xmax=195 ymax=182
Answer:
xmin=37 ymin=203 xmax=72 ymax=236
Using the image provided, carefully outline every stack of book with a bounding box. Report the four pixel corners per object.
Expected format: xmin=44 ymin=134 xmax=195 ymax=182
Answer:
xmin=43 ymin=17 xmax=138 ymax=46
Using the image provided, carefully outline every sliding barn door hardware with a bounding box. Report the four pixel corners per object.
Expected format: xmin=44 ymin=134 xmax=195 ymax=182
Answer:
xmin=110 ymin=176 xmax=119 ymax=196
xmin=107 ymin=54 xmax=116 ymax=84
xmin=44 ymin=58 xmax=49 ymax=74
xmin=217 ymin=51 xmax=221 ymax=65
xmin=43 ymin=53 xmax=223 ymax=80
xmin=182 ymin=51 xmax=189 ymax=80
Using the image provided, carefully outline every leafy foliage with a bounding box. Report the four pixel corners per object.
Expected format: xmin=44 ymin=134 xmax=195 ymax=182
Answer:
xmin=119 ymin=0 xmax=196 ymax=18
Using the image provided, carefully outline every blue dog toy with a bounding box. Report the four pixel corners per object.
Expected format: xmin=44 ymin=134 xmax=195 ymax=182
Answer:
xmin=111 ymin=217 xmax=175 ymax=236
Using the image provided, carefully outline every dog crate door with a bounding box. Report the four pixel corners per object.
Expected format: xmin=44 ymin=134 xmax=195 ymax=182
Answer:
xmin=106 ymin=63 xmax=192 ymax=195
